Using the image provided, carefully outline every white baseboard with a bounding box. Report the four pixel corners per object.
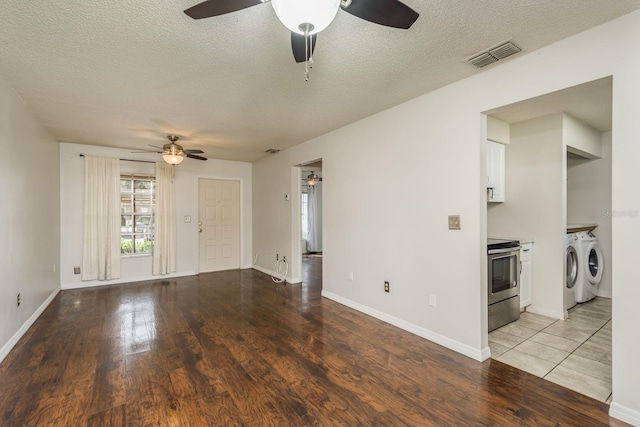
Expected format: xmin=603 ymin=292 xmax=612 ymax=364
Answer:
xmin=480 ymin=346 xmax=491 ymax=361
xmin=251 ymin=266 xmax=300 ymax=284
xmin=0 ymin=286 xmax=61 ymax=365
xmin=597 ymin=290 xmax=612 ymax=299
xmin=61 ymin=271 xmax=197 ymax=290
xmin=252 ymin=265 xmax=273 ymax=277
xmin=609 ymin=402 xmax=640 ymax=426
xmin=526 ymin=305 xmax=566 ymax=320
xmin=321 ymin=290 xmax=485 ymax=362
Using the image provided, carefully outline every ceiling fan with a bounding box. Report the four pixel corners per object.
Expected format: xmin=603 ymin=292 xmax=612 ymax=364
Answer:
xmin=134 ymin=135 xmax=208 ymax=165
xmin=184 ymin=0 xmax=419 ymax=79
xmin=303 ymin=171 xmax=322 ymax=186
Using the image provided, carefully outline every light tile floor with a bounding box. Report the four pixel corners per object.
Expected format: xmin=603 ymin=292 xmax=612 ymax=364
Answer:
xmin=489 ymin=297 xmax=612 ymax=403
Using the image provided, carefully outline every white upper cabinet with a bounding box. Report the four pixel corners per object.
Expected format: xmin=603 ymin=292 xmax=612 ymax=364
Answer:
xmin=487 ymin=141 xmax=505 ymax=202
xmin=486 ymin=117 xmax=509 ymax=203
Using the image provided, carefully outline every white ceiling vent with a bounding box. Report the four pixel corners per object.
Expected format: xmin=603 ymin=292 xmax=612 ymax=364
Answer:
xmin=466 ymin=40 xmax=521 ymax=68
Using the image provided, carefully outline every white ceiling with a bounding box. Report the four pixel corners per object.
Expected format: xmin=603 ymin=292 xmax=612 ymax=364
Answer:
xmin=0 ymin=1 xmax=637 ymax=162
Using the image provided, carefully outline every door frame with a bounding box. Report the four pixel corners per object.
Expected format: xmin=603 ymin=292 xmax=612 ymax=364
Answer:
xmin=292 ymin=159 xmax=323 ymax=286
xmin=194 ymin=176 xmax=245 ymax=273
xmin=290 ymin=167 xmax=303 ymax=284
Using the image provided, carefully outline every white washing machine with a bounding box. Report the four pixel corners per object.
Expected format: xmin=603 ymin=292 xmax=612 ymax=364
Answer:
xmin=564 ymin=233 xmax=579 ymax=311
xmin=574 ymin=231 xmax=604 ymax=303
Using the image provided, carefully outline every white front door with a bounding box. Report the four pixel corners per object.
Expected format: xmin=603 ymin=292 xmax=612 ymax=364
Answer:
xmin=198 ymin=179 xmax=240 ymax=273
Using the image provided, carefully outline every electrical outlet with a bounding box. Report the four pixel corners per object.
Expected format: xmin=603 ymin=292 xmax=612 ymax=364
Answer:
xmin=17 ymin=293 xmax=20 ymax=307
xmin=74 ymin=266 xmax=81 ymax=275
xmin=348 ymin=272 xmax=354 ymax=281
xmin=448 ymin=215 xmax=461 ymax=230
xmin=384 ymin=281 xmax=390 ymax=293
xmin=53 ymin=264 xmax=56 ymax=273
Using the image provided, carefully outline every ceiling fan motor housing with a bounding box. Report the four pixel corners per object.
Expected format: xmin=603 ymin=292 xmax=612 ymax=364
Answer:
xmin=271 ymin=0 xmax=341 ymax=35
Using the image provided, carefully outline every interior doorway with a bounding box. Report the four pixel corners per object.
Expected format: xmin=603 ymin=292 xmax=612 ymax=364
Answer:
xmin=198 ymin=178 xmax=240 ymax=273
xmin=483 ymin=76 xmax=613 ymax=403
xmin=299 ymin=160 xmax=323 ymax=287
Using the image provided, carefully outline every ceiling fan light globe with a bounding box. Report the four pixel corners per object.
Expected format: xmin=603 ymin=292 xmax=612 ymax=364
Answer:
xmin=163 ymin=153 xmax=185 ymax=165
xmin=307 ymin=172 xmax=319 ymax=186
xmin=271 ymin=0 xmax=340 ymax=35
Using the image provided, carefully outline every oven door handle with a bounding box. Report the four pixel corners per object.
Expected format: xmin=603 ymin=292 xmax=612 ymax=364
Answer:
xmin=488 ymin=246 xmax=521 ymax=255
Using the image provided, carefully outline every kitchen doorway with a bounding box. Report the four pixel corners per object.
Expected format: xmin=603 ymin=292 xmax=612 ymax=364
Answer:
xmin=483 ymin=76 xmax=613 ymax=403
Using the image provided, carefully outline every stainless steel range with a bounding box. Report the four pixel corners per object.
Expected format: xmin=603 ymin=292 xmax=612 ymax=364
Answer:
xmin=488 ymin=238 xmax=521 ymax=332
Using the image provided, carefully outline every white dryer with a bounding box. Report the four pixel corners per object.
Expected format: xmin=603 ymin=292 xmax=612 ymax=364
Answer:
xmin=564 ymin=233 xmax=579 ymax=311
xmin=575 ymin=231 xmax=604 ymax=303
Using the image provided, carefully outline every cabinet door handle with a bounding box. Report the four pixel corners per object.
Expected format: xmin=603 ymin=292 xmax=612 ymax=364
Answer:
xmin=523 ymin=248 xmax=530 ymax=252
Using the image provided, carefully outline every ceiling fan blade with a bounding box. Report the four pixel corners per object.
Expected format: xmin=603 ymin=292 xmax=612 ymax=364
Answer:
xmin=131 ymin=150 xmax=161 ymax=153
xmin=341 ymin=0 xmax=419 ymax=29
xmin=184 ymin=0 xmax=265 ymax=19
xmin=184 ymin=149 xmax=205 ymax=154
xmin=186 ymin=153 xmax=208 ymax=161
xmin=148 ymin=144 xmax=163 ymax=149
xmin=291 ymin=32 xmax=317 ymax=63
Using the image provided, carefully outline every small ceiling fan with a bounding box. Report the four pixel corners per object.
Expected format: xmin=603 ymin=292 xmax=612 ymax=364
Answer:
xmin=184 ymin=0 xmax=419 ymax=79
xmin=134 ymin=135 xmax=208 ymax=165
xmin=303 ymin=171 xmax=322 ymax=186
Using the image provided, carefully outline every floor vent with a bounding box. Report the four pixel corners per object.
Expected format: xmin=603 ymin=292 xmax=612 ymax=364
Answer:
xmin=265 ymin=148 xmax=281 ymax=154
xmin=466 ymin=40 xmax=521 ymax=68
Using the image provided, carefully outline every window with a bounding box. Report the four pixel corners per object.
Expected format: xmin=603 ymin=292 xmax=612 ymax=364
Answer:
xmin=120 ymin=174 xmax=155 ymax=255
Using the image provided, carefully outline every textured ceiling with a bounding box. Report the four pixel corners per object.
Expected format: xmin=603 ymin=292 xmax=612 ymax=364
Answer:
xmin=0 ymin=1 xmax=638 ymax=162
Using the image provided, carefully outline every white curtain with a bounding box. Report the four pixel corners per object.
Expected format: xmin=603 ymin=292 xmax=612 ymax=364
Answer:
xmin=306 ymin=182 xmax=323 ymax=252
xmin=82 ymin=156 xmax=121 ymax=281
xmin=153 ymin=162 xmax=176 ymax=275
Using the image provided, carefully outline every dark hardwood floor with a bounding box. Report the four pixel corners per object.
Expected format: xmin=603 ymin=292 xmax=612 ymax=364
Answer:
xmin=0 ymin=257 xmax=627 ymax=426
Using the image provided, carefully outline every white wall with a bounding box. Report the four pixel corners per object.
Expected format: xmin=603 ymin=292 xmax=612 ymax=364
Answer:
xmin=567 ymin=132 xmax=612 ymax=298
xmin=565 ymin=113 xmax=603 ymax=159
xmin=488 ymin=113 xmax=566 ymax=319
xmin=487 ymin=116 xmax=510 ymax=144
xmin=252 ymin=11 xmax=640 ymax=423
xmin=59 ymin=143 xmax=252 ymax=289
xmin=0 ymin=76 xmax=60 ymax=363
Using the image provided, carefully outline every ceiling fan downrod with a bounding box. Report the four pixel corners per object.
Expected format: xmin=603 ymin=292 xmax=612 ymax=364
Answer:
xmin=300 ymin=23 xmax=314 ymax=82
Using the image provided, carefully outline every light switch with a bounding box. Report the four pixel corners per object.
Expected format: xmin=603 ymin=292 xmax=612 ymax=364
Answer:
xmin=448 ymin=215 xmax=461 ymax=230
xmin=428 ymin=295 xmax=437 ymax=307
xmin=184 ymin=215 xmax=191 ymax=223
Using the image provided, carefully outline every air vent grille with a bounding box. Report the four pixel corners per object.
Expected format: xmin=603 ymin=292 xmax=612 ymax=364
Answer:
xmin=489 ymin=41 xmax=521 ymax=60
xmin=265 ymin=148 xmax=281 ymax=154
xmin=466 ymin=40 xmax=521 ymax=68
xmin=467 ymin=52 xmax=498 ymax=68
